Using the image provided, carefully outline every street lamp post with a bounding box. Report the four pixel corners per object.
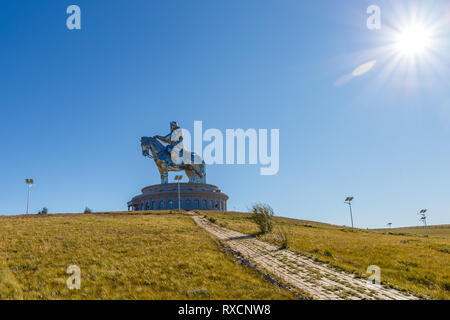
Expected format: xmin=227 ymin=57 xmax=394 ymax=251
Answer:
xmin=25 ymin=179 xmax=34 ymax=214
xmin=419 ymin=209 xmax=428 ymax=237
xmin=174 ymin=175 xmax=183 ymax=214
xmin=344 ymin=197 xmax=354 ymax=232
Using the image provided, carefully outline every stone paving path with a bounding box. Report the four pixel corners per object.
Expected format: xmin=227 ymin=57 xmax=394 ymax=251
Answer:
xmin=191 ymin=213 xmax=418 ymax=300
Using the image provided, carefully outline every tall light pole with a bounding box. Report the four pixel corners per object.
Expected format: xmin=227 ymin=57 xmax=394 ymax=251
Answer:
xmin=418 ymin=209 xmax=428 ymax=237
xmin=174 ymin=175 xmax=183 ymax=214
xmin=344 ymin=197 xmax=354 ymax=231
xmin=25 ymin=179 xmax=34 ymax=214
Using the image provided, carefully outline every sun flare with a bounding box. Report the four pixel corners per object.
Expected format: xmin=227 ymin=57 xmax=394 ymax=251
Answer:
xmin=395 ymin=25 xmax=431 ymax=56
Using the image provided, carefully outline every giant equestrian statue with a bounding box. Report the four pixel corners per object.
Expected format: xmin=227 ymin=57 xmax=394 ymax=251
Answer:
xmin=140 ymin=121 xmax=206 ymax=184
xmin=129 ymin=121 xmax=227 ymax=211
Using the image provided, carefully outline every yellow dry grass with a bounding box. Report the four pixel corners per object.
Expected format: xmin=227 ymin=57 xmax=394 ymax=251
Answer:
xmin=203 ymin=211 xmax=450 ymax=300
xmin=0 ymin=254 xmax=23 ymax=299
xmin=0 ymin=212 xmax=295 ymax=300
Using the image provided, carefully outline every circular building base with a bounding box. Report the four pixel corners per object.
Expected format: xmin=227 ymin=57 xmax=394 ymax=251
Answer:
xmin=127 ymin=183 xmax=228 ymax=211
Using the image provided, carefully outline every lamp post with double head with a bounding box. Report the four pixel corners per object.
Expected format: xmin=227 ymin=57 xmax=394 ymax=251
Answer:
xmin=344 ymin=197 xmax=354 ymax=232
xmin=418 ymin=209 xmax=428 ymax=237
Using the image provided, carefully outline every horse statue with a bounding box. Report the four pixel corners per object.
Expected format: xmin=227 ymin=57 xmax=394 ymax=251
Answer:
xmin=141 ymin=122 xmax=206 ymax=184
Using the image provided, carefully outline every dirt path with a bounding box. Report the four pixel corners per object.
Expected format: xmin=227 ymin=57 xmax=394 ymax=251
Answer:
xmin=191 ymin=213 xmax=417 ymax=300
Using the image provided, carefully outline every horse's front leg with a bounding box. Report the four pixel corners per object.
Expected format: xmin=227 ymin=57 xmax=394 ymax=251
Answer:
xmin=158 ymin=163 xmax=169 ymax=184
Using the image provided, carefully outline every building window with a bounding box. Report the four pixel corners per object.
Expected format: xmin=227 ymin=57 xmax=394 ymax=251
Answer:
xmin=209 ymin=200 xmax=213 ymax=209
xmin=202 ymin=200 xmax=207 ymax=209
xmin=152 ymin=201 xmax=156 ymax=210
xmin=194 ymin=200 xmax=199 ymax=209
xmin=145 ymin=202 xmax=150 ymax=210
xmin=168 ymin=200 xmax=174 ymax=209
xmin=159 ymin=201 xmax=164 ymax=210
xmin=185 ymin=199 xmax=191 ymax=210
xmin=140 ymin=203 xmax=144 ymax=211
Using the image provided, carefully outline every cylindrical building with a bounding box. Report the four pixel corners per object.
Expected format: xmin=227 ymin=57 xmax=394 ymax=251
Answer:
xmin=127 ymin=183 xmax=228 ymax=211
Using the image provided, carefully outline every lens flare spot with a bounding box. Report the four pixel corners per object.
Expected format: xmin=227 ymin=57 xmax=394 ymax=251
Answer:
xmin=352 ymin=60 xmax=377 ymax=77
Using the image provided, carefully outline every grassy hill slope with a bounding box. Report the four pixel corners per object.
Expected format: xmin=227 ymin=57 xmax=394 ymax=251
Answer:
xmin=0 ymin=212 xmax=294 ymax=300
xmin=203 ymin=211 xmax=450 ymax=299
xmin=372 ymin=225 xmax=450 ymax=239
xmin=0 ymin=253 xmax=23 ymax=299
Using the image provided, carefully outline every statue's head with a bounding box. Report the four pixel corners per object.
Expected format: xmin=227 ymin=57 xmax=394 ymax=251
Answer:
xmin=170 ymin=121 xmax=180 ymax=132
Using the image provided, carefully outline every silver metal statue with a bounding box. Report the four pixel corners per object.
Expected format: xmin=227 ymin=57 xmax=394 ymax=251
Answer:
xmin=141 ymin=121 xmax=206 ymax=184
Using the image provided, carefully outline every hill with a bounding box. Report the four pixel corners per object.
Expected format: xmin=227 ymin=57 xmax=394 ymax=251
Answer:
xmin=0 ymin=212 xmax=294 ymax=300
xmin=202 ymin=211 xmax=450 ymax=299
xmin=1 ymin=210 xmax=448 ymax=300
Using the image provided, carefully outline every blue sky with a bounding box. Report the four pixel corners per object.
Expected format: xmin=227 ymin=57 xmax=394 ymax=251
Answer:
xmin=1 ymin=0 xmax=449 ymax=228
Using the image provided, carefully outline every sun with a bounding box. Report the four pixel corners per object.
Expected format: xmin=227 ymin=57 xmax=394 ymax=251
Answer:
xmin=395 ymin=25 xmax=431 ymax=56
xmin=342 ymin=3 xmax=447 ymax=89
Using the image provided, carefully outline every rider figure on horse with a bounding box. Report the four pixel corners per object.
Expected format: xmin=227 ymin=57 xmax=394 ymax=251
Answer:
xmin=153 ymin=121 xmax=183 ymax=164
xmin=141 ymin=121 xmax=206 ymax=184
